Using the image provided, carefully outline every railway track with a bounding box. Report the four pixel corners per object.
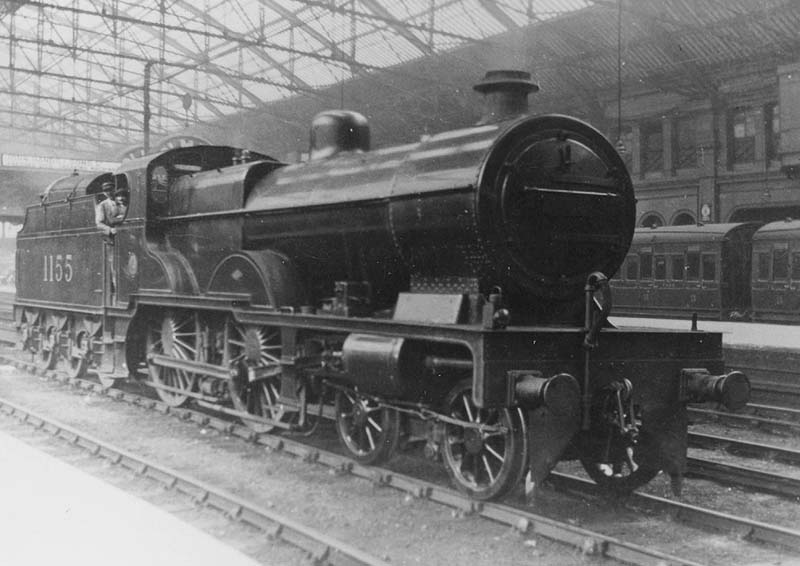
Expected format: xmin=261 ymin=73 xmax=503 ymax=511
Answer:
xmin=690 ymin=431 xmax=800 ymax=467
xmin=0 ymin=398 xmax=390 ymax=566
xmin=2 ymin=354 xmax=799 ymax=564
xmin=546 ymin=473 xmax=800 ymax=549
xmin=689 ymin=405 xmax=800 ymax=435
xmin=0 ymin=357 xmax=705 ymax=566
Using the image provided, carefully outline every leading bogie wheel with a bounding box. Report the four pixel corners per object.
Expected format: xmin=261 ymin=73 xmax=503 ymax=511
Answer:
xmin=579 ymin=427 xmax=659 ymax=495
xmin=441 ymin=380 xmax=529 ymax=500
xmin=334 ymin=389 xmax=400 ymax=465
xmin=580 ymin=453 xmax=659 ymax=496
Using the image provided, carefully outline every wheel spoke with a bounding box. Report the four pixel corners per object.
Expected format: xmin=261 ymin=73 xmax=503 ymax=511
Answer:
xmin=364 ymin=426 xmax=375 ymax=451
xmin=461 ymin=394 xmax=474 ymax=422
xmin=484 ymin=443 xmax=505 ymax=464
xmin=366 ymin=416 xmax=383 ymax=433
xmin=481 ymin=454 xmax=496 ymax=484
xmin=173 ymin=338 xmax=196 ymax=354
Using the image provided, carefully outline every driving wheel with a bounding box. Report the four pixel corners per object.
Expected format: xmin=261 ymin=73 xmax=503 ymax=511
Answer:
xmin=146 ymin=310 xmax=198 ymax=407
xmin=226 ymin=321 xmax=287 ymax=433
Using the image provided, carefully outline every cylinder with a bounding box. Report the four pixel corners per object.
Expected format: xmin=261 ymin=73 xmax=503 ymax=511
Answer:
xmin=341 ymin=333 xmax=407 ymax=397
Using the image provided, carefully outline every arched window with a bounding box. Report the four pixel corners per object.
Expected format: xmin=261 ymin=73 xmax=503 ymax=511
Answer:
xmin=640 ymin=213 xmax=664 ymax=228
xmin=672 ymin=212 xmax=695 ymax=226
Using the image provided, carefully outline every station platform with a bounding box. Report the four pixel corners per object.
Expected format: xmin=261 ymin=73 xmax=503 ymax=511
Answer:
xmin=0 ymin=429 xmax=261 ymax=566
xmin=611 ymin=316 xmax=799 ymax=350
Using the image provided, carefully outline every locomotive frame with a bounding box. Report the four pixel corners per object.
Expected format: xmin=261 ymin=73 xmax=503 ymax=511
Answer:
xmin=13 ymin=71 xmax=749 ymax=501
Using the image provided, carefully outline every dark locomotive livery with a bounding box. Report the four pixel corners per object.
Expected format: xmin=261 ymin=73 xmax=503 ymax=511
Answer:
xmin=613 ymin=220 xmax=800 ymax=323
xmin=13 ymin=71 xmax=749 ymax=500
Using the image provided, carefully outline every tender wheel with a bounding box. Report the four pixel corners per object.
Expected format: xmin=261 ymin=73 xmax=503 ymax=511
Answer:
xmin=226 ymin=321 xmax=287 ymax=433
xmin=146 ymin=310 xmax=198 ymax=407
xmin=66 ymin=327 xmax=91 ymax=380
xmin=334 ymin=389 xmax=400 ymax=465
xmin=36 ymin=324 xmax=59 ymax=371
xmin=441 ymin=380 xmax=529 ymax=500
xmin=17 ymin=320 xmax=32 ymax=354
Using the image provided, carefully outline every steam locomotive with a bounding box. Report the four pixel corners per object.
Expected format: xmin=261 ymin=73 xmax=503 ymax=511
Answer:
xmin=13 ymin=71 xmax=749 ymax=500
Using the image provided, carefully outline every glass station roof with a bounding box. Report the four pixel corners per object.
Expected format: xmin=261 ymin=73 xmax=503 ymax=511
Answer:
xmin=0 ymin=0 xmax=591 ymax=154
xmin=1 ymin=0 xmax=798 ymax=157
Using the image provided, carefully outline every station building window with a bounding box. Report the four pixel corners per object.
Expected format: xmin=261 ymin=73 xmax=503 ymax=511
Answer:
xmin=673 ymin=116 xmax=697 ymax=169
xmin=641 ymin=121 xmax=663 ymax=174
xmin=765 ymin=102 xmax=780 ymax=162
xmin=672 ymin=212 xmax=695 ymax=226
xmin=640 ymin=213 xmax=664 ymax=228
xmin=618 ymin=127 xmax=633 ymax=171
xmin=731 ymin=106 xmax=756 ymax=164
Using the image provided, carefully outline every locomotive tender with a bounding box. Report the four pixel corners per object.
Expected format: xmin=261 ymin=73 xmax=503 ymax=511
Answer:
xmin=14 ymin=71 xmax=749 ymax=500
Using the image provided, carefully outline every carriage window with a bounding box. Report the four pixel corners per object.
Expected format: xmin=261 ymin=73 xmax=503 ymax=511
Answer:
xmin=654 ymin=255 xmax=666 ymax=280
xmin=773 ymin=248 xmax=789 ymax=280
xmin=670 ymin=256 xmax=685 ymax=280
xmin=757 ymin=252 xmax=770 ymax=280
xmin=626 ymin=255 xmax=639 ymax=279
xmin=701 ymin=254 xmax=716 ymax=281
xmin=686 ymin=252 xmax=700 ymax=280
xmin=639 ymin=252 xmax=653 ymax=279
xmin=792 ymin=252 xmax=800 ymax=279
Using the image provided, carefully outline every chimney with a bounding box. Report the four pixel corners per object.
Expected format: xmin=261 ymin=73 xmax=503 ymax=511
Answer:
xmin=473 ymin=70 xmax=539 ymax=125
